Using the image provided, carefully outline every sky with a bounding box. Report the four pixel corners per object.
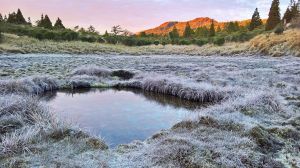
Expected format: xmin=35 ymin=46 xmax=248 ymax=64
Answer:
xmin=1 ymin=0 xmax=290 ymax=33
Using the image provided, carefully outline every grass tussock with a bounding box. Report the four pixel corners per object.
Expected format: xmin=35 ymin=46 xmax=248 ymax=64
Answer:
xmin=250 ymin=29 xmax=300 ymax=57
xmin=71 ymin=65 xmax=111 ymax=77
xmin=0 ymin=76 xmax=58 ymax=95
xmin=116 ymin=75 xmax=230 ymax=103
xmin=0 ymin=95 xmax=57 ymax=156
xmin=71 ymin=65 xmax=135 ymax=79
xmin=0 ymin=94 xmax=108 ymax=167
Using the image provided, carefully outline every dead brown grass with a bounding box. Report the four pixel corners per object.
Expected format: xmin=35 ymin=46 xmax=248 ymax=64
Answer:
xmin=250 ymin=29 xmax=300 ymax=57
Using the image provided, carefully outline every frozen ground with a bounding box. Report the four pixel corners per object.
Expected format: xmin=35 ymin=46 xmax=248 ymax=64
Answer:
xmin=0 ymin=54 xmax=300 ymax=167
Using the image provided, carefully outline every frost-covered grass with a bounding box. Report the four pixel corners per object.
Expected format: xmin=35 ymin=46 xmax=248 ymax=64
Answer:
xmin=0 ymin=76 xmax=58 ymax=94
xmin=0 ymin=94 xmax=108 ymax=167
xmin=0 ymin=54 xmax=300 ymax=167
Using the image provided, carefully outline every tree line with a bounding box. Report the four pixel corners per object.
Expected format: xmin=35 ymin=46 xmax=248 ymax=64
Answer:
xmin=0 ymin=0 xmax=299 ymax=46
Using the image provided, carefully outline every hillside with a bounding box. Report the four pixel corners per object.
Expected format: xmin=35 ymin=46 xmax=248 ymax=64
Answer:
xmin=142 ymin=17 xmax=256 ymax=35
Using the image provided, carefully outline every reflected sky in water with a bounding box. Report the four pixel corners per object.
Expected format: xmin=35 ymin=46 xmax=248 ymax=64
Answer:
xmin=42 ymin=89 xmax=200 ymax=147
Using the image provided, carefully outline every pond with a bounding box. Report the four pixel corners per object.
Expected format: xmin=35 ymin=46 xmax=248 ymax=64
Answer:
xmin=41 ymin=88 xmax=201 ymax=147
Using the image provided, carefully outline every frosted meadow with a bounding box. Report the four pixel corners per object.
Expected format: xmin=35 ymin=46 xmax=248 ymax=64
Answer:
xmin=0 ymin=54 xmax=299 ymax=167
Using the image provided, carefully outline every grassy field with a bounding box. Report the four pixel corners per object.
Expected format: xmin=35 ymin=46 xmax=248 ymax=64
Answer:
xmin=1 ymin=29 xmax=300 ymax=56
xmin=0 ymin=55 xmax=299 ymax=167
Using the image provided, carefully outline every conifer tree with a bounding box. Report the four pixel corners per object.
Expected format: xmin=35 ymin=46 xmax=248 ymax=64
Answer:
xmin=216 ymin=26 xmax=222 ymax=32
xmin=226 ymin=22 xmax=240 ymax=33
xmin=27 ymin=17 xmax=32 ymax=26
xmin=195 ymin=27 xmax=209 ymax=37
xmin=283 ymin=7 xmax=293 ymax=23
xmin=15 ymin=9 xmax=27 ymax=24
xmin=183 ymin=22 xmax=193 ymax=38
xmin=39 ymin=15 xmax=53 ymax=29
xmin=54 ymin=17 xmax=65 ymax=29
xmin=290 ymin=0 xmax=300 ymax=21
xmin=37 ymin=14 xmax=44 ymax=27
xmin=249 ymin=8 xmax=263 ymax=31
xmin=0 ymin=14 xmax=3 ymax=22
xmin=7 ymin=12 xmax=17 ymax=23
xmin=104 ymin=30 xmax=109 ymax=37
xmin=266 ymin=0 xmax=281 ymax=30
xmin=139 ymin=32 xmax=147 ymax=37
xmin=169 ymin=26 xmax=179 ymax=39
xmin=209 ymin=21 xmax=215 ymax=37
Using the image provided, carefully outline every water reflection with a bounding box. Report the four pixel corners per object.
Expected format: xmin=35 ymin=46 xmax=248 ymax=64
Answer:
xmin=41 ymin=88 xmax=202 ymax=147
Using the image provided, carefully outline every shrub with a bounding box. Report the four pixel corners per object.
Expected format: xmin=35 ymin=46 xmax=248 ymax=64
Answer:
xmin=105 ymin=36 xmax=118 ymax=44
xmin=274 ymin=23 xmax=284 ymax=35
xmin=0 ymin=30 xmax=2 ymax=43
xmin=33 ymin=30 xmax=45 ymax=40
xmin=213 ymin=37 xmax=225 ymax=46
xmin=122 ymin=37 xmax=136 ymax=46
xmin=97 ymin=37 xmax=105 ymax=43
xmin=44 ymin=31 xmax=56 ymax=40
xmin=80 ymin=35 xmax=97 ymax=42
xmin=195 ymin=39 xmax=208 ymax=46
xmin=61 ymin=31 xmax=79 ymax=41
xmin=154 ymin=41 xmax=160 ymax=45
xmin=135 ymin=38 xmax=152 ymax=46
xmin=179 ymin=39 xmax=191 ymax=45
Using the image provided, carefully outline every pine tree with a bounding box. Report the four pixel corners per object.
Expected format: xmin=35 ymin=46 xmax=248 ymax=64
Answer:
xmin=266 ymin=0 xmax=281 ymax=30
xmin=249 ymin=8 xmax=263 ymax=31
xmin=283 ymin=7 xmax=293 ymax=23
xmin=183 ymin=22 xmax=193 ymax=38
xmin=37 ymin=14 xmax=44 ymax=27
xmin=216 ymin=26 xmax=222 ymax=32
xmin=169 ymin=26 xmax=179 ymax=39
xmin=209 ymin=21 xmax=215 ymax=37
xmin=139 ymin=32 xmax=147 ymax=37
xmin=0 ymin=14 xmax=3 ymax=22
xmin=7 ymin=12 xmax=17 ymax=23
xmin=15 ymin=9 xmax=27 ymax=24
xmin=290 ymin=0 xmax=300 ymax=20
xmin=226 ymin=22 xmax=240 ymax=33
xmin=42 ymin=15 xmax=53 ymax=29
xmin=27 ymin=17 xmax=32 ymax=26
xmin=54 ymin=17 xmax=65 ymax=29
xmin=104 ymin=30 xmax=109 ymax=37
xmin=195 ymin=27 xmax=209 ymax=37
xmin=290 ymin=0 xmax=299 ymax=14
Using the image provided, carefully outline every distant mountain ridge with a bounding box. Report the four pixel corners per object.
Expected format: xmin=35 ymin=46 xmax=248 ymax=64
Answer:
xmin=142 ymin=17 xmax=255 ymax=35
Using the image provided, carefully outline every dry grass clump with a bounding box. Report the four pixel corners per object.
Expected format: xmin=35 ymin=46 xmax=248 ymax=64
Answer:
xmin=71 ymin=65 xmax=111 ymax=77
xmin=0 ymin=76 xmax=58 ymax=95
xmin=71 ymin=65 xmax=135 ymax=80
xmin=0 ymin=94 xmax=108 ymax=167
xmin=116 ymin=75 xmax=230 ymax=104
xmin=0 ymin=95 xmax=58 ymax=156
xmin=250 ymin=29 xmax=300 ymax=57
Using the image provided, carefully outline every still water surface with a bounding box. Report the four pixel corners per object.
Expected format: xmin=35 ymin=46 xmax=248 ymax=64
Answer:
xmin=42 ymin=89 xmax=200 ymax=147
